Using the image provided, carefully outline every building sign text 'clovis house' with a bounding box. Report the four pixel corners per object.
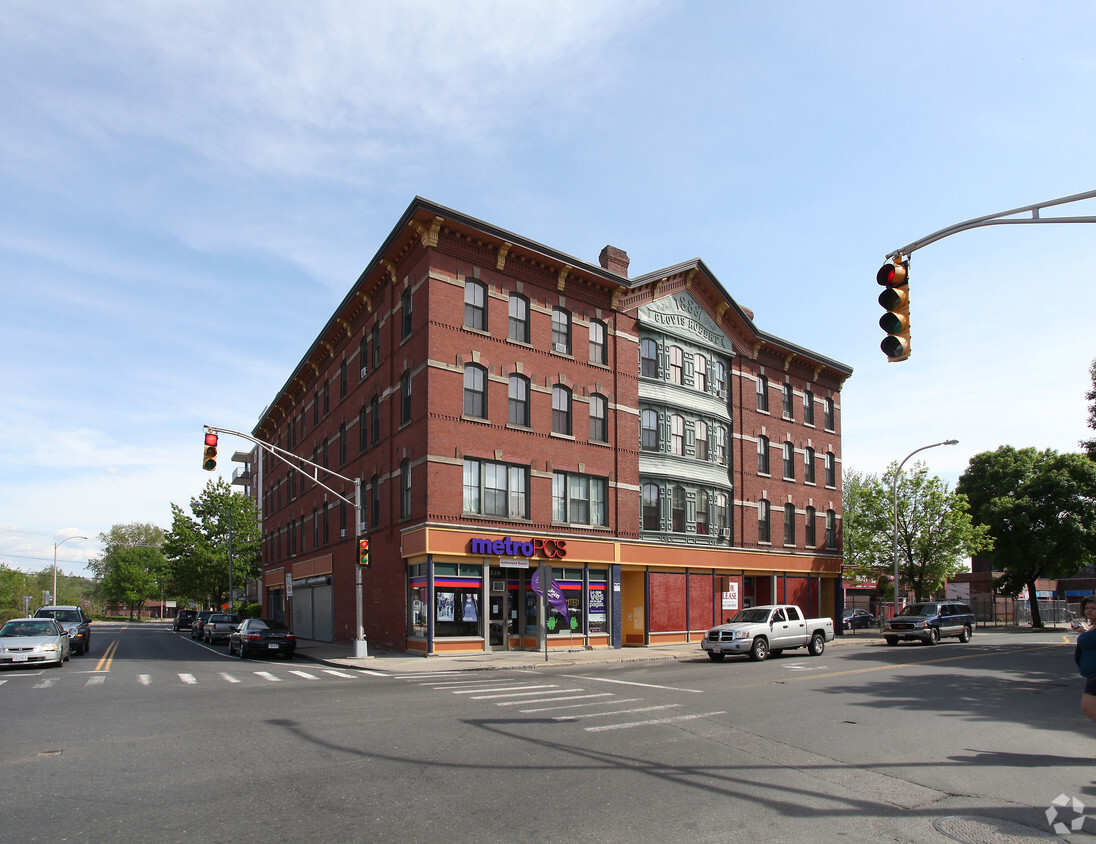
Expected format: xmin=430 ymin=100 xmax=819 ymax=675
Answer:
xmin=469 ymin=536 xmax=568 ymax=559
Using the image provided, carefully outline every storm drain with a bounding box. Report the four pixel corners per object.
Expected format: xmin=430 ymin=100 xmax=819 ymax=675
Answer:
xmin=932 ymin=815 xmax=1061 ymax=843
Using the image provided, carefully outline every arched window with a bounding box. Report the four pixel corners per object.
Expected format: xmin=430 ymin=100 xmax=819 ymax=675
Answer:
xmin=670 ymin=414 xmax=684 ymax=455
xmin=641 ymin=409 xmax=659 ymax=451
xmin=695 ymin=354 xmax=707 ymax=392
xmin=824 ymin=397 xmax=835 ymax=431
xmin=804 ymin=447 xmax=816 ymax=484
xmin=696 ymin=490 xmax=710 ymax=535
xmin=552 ymin=307 xmax=571 ymax=354
xmin=825 ymin=509 xmax=837 ymax=548
xmin=400 ymin=371 xmax=412 ymax=424
xmin=640 ymin=338 xmax=659 ymax=378
xmin=508 ymin=293 xmax=530 ymax=343
xmin=783 ymin=441 xmax=795 ymax=480
xmin=695 ymin=420 xmax=708 ymax=461
xmin=756 ymin=375 xmax=769 ymax=412
xmin=463 ymin=365 xmax=487 ymax=418
xmin=670 ymin=346 xmax=684 ymax=384
xmin=757 ymin=435 xmax=770 ymax=475
xmin=589 ymin=394 xmax=608 ymax=442
xmin=803 ymin=389 xmax=815 ymax=425
xmin=508 ymin=374 xmax=530 ymax=427
xmin=552 ymin=385 xmax=572 ymax=435
xmin=642 ymin=483 xmax=661 ymax=531
xmin=805 ymin=506 xmax=816 ymax=547
xmin=784 ymin=503 xmax=796 ymax=545
xmin=825 ymin=451 xmax=836 ymax=487
xmin=672 ymin=486 xmax=686 ymax=532
xmin=589 ymin=319 xmax=607 ymax=365
xmin=464 ymin=280 xmax=487 ymax=331
xmin=401 ymin=289 xmax=413 ymax=339
xmin=758 ymin=499 xmax=771 ymax=543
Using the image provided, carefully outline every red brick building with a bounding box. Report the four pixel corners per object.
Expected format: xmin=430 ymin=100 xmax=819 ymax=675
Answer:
xmin=250 ymin=198 xmax=852 ymax=655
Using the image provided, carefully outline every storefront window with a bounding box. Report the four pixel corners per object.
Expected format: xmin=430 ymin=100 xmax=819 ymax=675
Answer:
xmin=588 ymin=569 xmax=608 ymax=634
xmin=434 ymin=563 xmax=483 ymax=638
xmin=409 ymin=563 xmax=428 ymax=638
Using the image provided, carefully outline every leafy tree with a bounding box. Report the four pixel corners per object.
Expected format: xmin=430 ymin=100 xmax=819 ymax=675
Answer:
xmin=90 ymin=523 xmax=167 ymax=619
xmin=163 ymin=478 xmax=260 ymax=608
xmin=958 ymin=446 xmax=1096 ymax=627
xmin=1083 ymin=358 xmax=1096 ymax=460
xmin=842 ymin=463 xmax=991 ymax=603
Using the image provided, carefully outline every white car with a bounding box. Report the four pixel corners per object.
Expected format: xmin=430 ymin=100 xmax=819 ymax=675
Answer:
xmin=0 ymin=617 xmax=71 ymax=668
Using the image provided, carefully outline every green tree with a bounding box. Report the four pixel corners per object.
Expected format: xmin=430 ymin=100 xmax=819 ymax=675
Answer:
xmin=90 ymin=523 xmax=167 ymax=619
xmin=163 ymin=478 xmax=260 ymax=608
xmin=843 ymin=463 xmax=991 ymax=603
xmin=1083 ymin=358 xmax=1096 ymax=460
xmin=958 ymin=446 xmax=1096 ymax=627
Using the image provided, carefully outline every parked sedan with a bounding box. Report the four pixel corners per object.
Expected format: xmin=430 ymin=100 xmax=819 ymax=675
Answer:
xmin=841 ymin=608 xmax=876 ymax=630
xmin=191 ymin=610 xmax=216 ymax=640
xmin=34 ymin=605 xmax=92 ymax=655
xmin=0 ymin=618 xmax=71 ymax=668
xmin=203 ymin=613 xmax=240 ymax=644
xmin=173 ymin=609 xmax=197 ymax=632
xmin=228 ymin=618 xmax=296 ymax=659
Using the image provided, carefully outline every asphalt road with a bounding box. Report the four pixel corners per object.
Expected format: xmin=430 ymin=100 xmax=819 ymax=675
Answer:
xmin=2 ymin=623 xmax=1094 ymax=843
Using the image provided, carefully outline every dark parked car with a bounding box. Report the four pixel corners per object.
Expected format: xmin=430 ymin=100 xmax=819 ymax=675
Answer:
xmin=34 ymin=605 xmax=92 ymax=655
xmin=882 ymin=601 xmax=975 ymax=646
xmin=228 ymin=618 xmax=296 ymax=659
xmin=203 ymin=613 xmax=240 ymax=644
xmin=173 ymin=609 xmax=197 ymax=632
xmin=841 ymin=608 xmax=876 ymax=630
xmin=191 ymin=610 xmax=216 ymax=640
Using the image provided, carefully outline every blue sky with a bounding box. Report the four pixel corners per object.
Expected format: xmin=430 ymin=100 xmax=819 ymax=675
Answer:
xmin=2 ymin=1 xmax=1094 ymax=578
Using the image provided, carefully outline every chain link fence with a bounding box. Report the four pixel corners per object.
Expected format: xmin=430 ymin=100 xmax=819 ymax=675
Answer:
xmin=842 ymin=595 xmax=1080 ymax=628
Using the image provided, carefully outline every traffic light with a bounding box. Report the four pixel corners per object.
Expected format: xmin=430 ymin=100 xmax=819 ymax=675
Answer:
xmin=877 ymin=260 xmax=911 ymax=362
xmin=358 ymin=538 xmax=370 ymax=567
xmin=203 ymin=431 xmax=218 ymax=471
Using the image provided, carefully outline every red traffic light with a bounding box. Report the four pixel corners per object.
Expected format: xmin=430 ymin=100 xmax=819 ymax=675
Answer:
xmin=203 ymin=431 xmax=218 ymax=471
xmin=358 ymin=538 xmax=370 ymax=567
xmin=205 ymin=431 xmax=218 ymax=447
xmin=876 ymin=261 xmax=911 ymax=362
xmin=876 ymin=261 xmax=908 ymax=287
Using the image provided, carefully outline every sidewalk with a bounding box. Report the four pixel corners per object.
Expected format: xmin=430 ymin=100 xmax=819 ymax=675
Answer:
xmin=293 ymin=629 xmax=885 ymax=675
xmin=292 ymin=623 xmax=1074 ymax=675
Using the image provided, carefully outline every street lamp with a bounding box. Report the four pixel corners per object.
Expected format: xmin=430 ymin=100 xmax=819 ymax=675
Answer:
xmin=892 ymin=440 xmax=958 ymax=614
xmin=53 ymin=534 xmax=88 ymax=606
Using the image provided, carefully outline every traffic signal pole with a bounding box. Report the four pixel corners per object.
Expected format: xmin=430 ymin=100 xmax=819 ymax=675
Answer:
xmin=885 ymin=187 xmax=1096 ymax=261
xmin=204 ymin=425 xmax=369 ymax=657
xmin=879 ymin=188 xmax=1096 ymax=362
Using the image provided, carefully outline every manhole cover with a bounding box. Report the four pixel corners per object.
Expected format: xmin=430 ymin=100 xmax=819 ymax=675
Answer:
xmin=933 ymin=815 xmax=1060 ymax=843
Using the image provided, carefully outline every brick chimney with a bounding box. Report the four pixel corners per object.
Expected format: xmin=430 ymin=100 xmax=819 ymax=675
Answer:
xmin=598 ymin=245 xmax=630 ymax=278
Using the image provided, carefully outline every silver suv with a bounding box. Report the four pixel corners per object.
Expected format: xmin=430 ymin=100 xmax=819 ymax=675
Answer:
xmin=882 ymin=601 xmax=975 ymax=646
xmin=34 ymin=605 xmax=92 ymax=655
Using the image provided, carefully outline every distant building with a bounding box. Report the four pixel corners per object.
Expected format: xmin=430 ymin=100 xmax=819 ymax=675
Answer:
xmin=249 ymin=198 xmax=852 ymax=654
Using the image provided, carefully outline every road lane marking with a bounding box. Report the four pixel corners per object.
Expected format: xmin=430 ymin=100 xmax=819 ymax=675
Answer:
xmin=85 ymin=674 xmax=105 ymax=687
xmin=470 ymin=688 xmax=572 ymax=700
xmin=322 ymin=669 xmax=357 ymax=678
xmin=560 ymin=674 xmax=704 ymax=693
xmin=289 ymin=670 xmax=319 ymax=680
xmin=34 ymin=677 xmax=59 ymax=689
xmin=94 ymin=638 xmax=120 ymax=672
xmin=497 ymin=693 xmax=614 ymax=708
xmin=254 ymin=671 xmax=282 ymax=682
xmin=178 ymin=673 xmax=197 ymax=685
xmin=220 ymin=673 xmax=241 ymax=684
xmin=556 ymin=704 xmax=683 ymax=721
xmin=519 ymin=696 xmax=640 ymax=713
xmin=586 ymin=711 xmax=727 ymax=732
xmin=451 ymin=683 xmax=557 ymax=694
xmin=138 ymin=675 xmax=151 ymax=685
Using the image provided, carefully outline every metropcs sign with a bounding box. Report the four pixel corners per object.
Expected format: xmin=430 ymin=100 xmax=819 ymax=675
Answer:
xmin=469 ymin=535 xmax=568 ymax=559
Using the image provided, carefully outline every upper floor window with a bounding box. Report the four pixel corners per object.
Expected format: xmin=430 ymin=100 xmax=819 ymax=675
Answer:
xmin=695 ymin=354 xmax=707 ymax=392
xmin=758 ymin=499 xmax=771 ymax=543
xmin=589 ymin=394 xmax=608 ymax=443
xmin=401 ymin=289 xmax=413 ymax=340
xmin=339 ymin=423 xmax=347 ymax=466
xmin=803 ymin=389 xmax=815 ymax=426
xmin=757 ymin=435 xmax=770 ymax=475
xmin=715 ymin=493 xmax=729 ymax=534
xmin=825 ymin=509 xmax=837 ymax=548
xmin=589 ymin=319 xmax=607 ymax=365
xmin=716 ymin=426 xmax=728 ymax=466
xmin=370 ymin=474 xmax=380 ymax=529
xmin=782 ymin=384 xmax=793 ymax=420
xmin=464 ymin=280 xmax=487 ymax=331
xmin=669 ymin=346 xmax=684 ymax=385
xmin=713 ymin=361 xmax=726 ymax=396
xmin=825 ymin=451 xmax=836 ymax=487
xmin=552 ymin=385 xmax=572 ymax=435
xmin=371 ymin=324 xmax=381 ymax=369
xmin=359 ymin=406 xmax=367 ymax=453
xmin=784 ymin=503 xmax=796 ymax=545
xmin=695 ymin=420 xmax=708 ymax=461
xmin=400 ymin=371 xmax=412 ymax=424
xmin=824 ymin=397 xmax=835 ymax=431
xmin=463 ymin=364 xmax=487 ymax=419
xmin=672 ymin=486 xmax=686 ymax=532
xmin=464 ymin=458 xmax=529 ymax=519
xmin=323 ymin=379 xmax=330 ymax=415
xmin=400 ymin=459 xmax=412 ymax=519
xmin=670 ymin=414 xmax=684 ymax=455
xmin=553 ymin=472 xmax=607 ymax=526
xmin=804 ymin=447 xmax=816 ymax=484
xmin=370 ymin=395 xmax=380 ymax=444
xmin=641 ymin=409 xmax=659 ymax=451
xmin=805 ymin=505 xmax=817 ymax=547
xmin=359 ymin=334 xmax=369 ymax=380
xmin=696 ymin=489 xmax=710 ymax=535
xmin=508 ymin=375 xmax=530 ymax=427
xmin=508 ymin=293 xmax=530 ymax=343
xmin=783 ymin=441 xmax=795 ymax=480
xmin=640 ymin=339 xmax=658 ymax=378
xmin=551 ymin=307 xmax=571 ymax=355
xmin=756 ymin=375 xmax=769 ymax=412
xmin=641 ymin=483 xmax=661 ymax=531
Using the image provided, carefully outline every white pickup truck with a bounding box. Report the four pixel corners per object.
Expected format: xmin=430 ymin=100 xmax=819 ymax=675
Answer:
xmin=701 ymin=604 xmax=834 ymax=662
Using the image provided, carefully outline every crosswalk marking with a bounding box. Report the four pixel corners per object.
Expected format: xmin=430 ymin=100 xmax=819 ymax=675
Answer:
xmin=179 ymin=673 xmax=197 ymax=685
xmin=138 ymin=674 xmax=151 ymax=685
xmin=451 ymin=683 xmax=556 ymax=694
xmin=220 ymin=673 xmax=241 ymax=684
xmin=554 ymin=703 xmax=682 ymax=721
xmin=34 ymin=677 xmax=59 ymax=689
xmin=585 ymin=711 xmax=727 ymax=732
xmin=288 ymin=670 xmax=318 ymax=680
xmin=496 ymin=692 xmax=610 ymax=707
xmin=85 ymin=674 xmax=105 ymax=687
xmin=254 ymin=671 xmax=282 ymax=682
xmin=518 ymin=696 xmax=639 ymax=713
